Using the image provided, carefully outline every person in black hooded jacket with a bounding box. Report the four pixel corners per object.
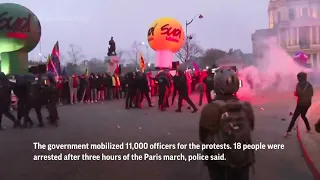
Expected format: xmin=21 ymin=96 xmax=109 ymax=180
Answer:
xmin=285 ymin=72 xmax=313 ymax=137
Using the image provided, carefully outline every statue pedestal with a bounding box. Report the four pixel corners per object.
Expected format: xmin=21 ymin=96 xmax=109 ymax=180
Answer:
xmin=155 ymin=50 xmax=173 ymax=69
xmin=106 ymin=55 xmax=119 ymax=74
xmin=1 ymin=52 xmax=28 ymax=75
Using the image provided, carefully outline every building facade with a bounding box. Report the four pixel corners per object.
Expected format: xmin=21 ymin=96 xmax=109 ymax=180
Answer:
xmin=252 ymin=0 xmax=320 ymax=68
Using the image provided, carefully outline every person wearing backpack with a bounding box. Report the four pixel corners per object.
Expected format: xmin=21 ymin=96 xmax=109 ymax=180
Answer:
xmin=199 ymin=67 xmax=255 ymax=180
xmin=284 ymin=72 xmax=313 ymax=137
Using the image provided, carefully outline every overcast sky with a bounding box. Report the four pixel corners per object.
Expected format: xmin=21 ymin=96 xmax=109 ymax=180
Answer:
xmin=3 ymin=0 xmax=269 ymax=62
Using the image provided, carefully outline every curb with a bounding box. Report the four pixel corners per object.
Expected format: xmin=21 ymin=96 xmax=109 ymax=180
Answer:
xmin=297 ymin=102 xmax=320 ymax=180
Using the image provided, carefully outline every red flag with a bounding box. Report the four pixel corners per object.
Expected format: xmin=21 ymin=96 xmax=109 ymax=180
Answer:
xmin=51 ymin=41 xmax=61 ymax=75
xmin=114 ymin=65 xmax=120 ymax=75
xmin=192 ymin=61 xmax=199 ymax=72
xmin=47 ymin=54 xmax=58 ymax=75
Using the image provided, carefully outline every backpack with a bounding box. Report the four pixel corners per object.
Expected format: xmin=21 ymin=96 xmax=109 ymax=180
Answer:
xmin=209 ymin=99 xmax=255 ymax=168
xmin=28 ymin=81 xmax=41 ymax=98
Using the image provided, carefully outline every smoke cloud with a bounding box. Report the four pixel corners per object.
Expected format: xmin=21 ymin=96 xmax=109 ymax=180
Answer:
xmin=237 ymin=38 xmax=313 ymax=99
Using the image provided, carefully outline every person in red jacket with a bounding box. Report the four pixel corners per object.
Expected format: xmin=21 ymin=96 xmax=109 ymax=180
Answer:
xmin=69 ymin=74 xmax=79 ymax=104
xmin=112 ymin=74 xmax=121 ymax=99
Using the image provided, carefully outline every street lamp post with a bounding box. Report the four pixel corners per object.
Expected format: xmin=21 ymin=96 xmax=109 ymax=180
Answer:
xmin=135 ymin=48 xmax=138 ymax=68
xmin=141 ymin=42 xmax=150 ymax=63
xmin=38 ymin=53 xmax=47 ymax=59
xmin=134 ymin=41 xmax=150 ymax=70
xmin=84 ymin=60 xmax=89 ymax=69
xmin=39 ymin=40 xmax=43 ymax=62
xmin=185 ymin=14 xmax=203 ymax=62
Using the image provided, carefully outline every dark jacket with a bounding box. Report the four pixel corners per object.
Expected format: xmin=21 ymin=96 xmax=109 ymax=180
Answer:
xmin=199 ymin=95 xmax=255 ymax=144
xmin=13 ymin=75 xmax=29 ymax=101
xmin=295 ymin=73 xmax=313 ymax=106
xmin=120 ymin=76 xmax=127 ymax=90
xmin=156 ymin=74 xmax=169 ymax=92
xmin=135 ymin=73 xmax=143 ymax=91
xmin=140 ymin=75 xmax=150 ymax=92
xmin=106 ymin=75 xmax=113 ymax=88
xmin=0 ymin=73 xmax=11 ymax=105
xmin=126 ymin=72 xmax=137 ymax=90
xmin=28 ymin=81 xmax=47 ymax=106
xmin=203 ymin=73 xmax=214 ymax=91
xmin=97 ymin=75 xmax=104 ymax=90
xmin=173 ymin=75 xmax=180 ymax=89
xmin=81 ymin=77 xmax=89 ymax=89
xmin=89 ymin=75 xmax=98 ymax=89
xmin=177 ymin=74 xmax=188 ymax=95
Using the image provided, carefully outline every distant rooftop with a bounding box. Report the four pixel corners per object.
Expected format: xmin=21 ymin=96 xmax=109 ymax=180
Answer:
xmin=252 ymin=29 xmax=277 ymax=37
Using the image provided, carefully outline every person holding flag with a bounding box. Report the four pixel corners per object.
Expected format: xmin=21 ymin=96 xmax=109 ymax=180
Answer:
xmin=82 ymin=68 xmax=90 ymax=103
xmin=140 ymin=52 xmax=145 ymax=72
xmin=47 ymin=54 xmax=58 ymax=76
xmin=85 ymin=68 xmax=89 ymax=76
xmin=51 ymin=41 xmax=61 ymax=77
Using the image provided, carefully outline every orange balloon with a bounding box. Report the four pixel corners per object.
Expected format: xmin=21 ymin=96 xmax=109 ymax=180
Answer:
xmin=147 ymin=17 xmax=185 ymax=53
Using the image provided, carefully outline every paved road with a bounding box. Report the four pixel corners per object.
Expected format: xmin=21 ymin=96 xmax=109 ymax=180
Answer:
xmin=0 ymin=91 xmax=314 ymax=180
xmin=298 ymin=90 xmax=320 ymax=179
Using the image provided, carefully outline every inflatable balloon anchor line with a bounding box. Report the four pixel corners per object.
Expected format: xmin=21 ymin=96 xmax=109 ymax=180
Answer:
xmin=147 ymin=17 xmax=185 ymax=69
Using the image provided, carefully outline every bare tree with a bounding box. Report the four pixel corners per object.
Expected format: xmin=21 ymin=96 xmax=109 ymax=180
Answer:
xmin=125 ymin=50 xmax=136 ymax=65
xmin=199 ymin=48 xmax=227 ymax=68
xmin=67 ymin=44 xmax=84 ymax=65
xmin=59 ymin=54 xmax=67 ymax=65
xmin=117 ymin=50 xmax=125 ymax=64
xmin=124 ymin=41 xmax=142 ymax=66
xmin=176 ymin=38 xmax=204 ymax=63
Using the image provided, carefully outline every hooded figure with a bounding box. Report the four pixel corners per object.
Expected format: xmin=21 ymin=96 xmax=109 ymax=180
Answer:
xmin=285 ymin=72 xmax=313 ymax=137
xmin=295 ymin=72 xmax=313 ymax=106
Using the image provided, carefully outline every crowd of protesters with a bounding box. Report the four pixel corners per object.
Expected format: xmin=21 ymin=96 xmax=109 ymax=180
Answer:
xmin=55 ymin=70 xmax=211 ymax=110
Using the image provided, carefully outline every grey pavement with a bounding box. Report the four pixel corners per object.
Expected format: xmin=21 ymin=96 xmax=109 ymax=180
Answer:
xmin=298 ymin=90 xmax=320 ymax=179
xmin=0 ymin=91 xmax=314 ymax=180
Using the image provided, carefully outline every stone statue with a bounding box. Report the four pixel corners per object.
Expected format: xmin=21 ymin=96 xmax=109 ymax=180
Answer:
xmin=108 ymin=37 xmax=116 ymax=56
